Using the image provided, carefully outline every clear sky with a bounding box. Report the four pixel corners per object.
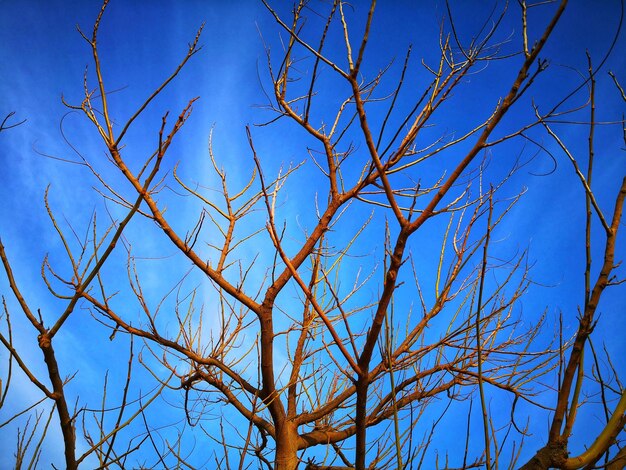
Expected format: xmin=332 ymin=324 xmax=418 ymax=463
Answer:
xmin=0 ymin=1 xmax=625 ymax=468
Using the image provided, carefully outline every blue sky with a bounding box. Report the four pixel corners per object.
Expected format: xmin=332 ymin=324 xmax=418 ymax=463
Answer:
xmin=1 ymin=1 xmax=625 ymax=468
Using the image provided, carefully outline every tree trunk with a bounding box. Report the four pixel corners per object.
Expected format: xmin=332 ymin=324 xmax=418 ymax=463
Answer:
xmin=354 ymin=376 xmax=368 ymax=470
xmin=39 ymin=334 xmax=77 ymax=470
xmin=519 ymin=440 xmax=567 ymax=470
xmin=274 ymin=419 xmax=299 ymax=470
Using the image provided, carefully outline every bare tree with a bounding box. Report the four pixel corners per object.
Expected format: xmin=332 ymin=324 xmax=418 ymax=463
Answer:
xmin=519 ymin=55 xmax=626 ymax=470
xmin=0 ymin=108 xmax=167 ymax=468
xmin=1 ymin=1 xmax=624 ymax=469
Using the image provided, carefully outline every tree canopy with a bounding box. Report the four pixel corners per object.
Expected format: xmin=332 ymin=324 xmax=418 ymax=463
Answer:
xmin=1 ymin=1 xmax=625 ymax=469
